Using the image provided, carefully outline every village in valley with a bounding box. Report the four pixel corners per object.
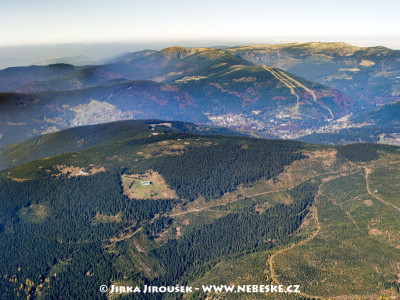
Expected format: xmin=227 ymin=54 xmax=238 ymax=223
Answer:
xmin=207 ymin=111 xmax=365 ymax=140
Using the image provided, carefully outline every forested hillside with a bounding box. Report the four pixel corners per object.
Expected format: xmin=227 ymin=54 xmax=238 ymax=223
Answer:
xmin=0 ymin=129 xmax=308 ymax=299
xmin=1 ymin=123 xmax=399 ymax=299
xmin=0 ymin=119 xmax=247 ymax=171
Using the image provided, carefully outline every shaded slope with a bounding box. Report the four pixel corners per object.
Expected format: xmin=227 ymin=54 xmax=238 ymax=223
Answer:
xmin=352 ymin=100 xmax=400 ymax=125
xmin=0 ymin=120 xmax=150 ymax=171
xmin=0 ymin=63 xmax=351 ymax=147
xmin=10 ymin=47 xmax=252 ymax=92
xmin=0 ymin=64 xmax=78 ymax=92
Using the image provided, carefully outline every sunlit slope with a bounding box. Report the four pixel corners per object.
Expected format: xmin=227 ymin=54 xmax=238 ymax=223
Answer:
xmin=0 ymin=119 xmax=247 ymax=170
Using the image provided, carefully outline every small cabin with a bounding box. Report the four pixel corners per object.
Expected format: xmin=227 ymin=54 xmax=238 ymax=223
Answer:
xmin=79 ymin=169 xmax=90 ymax=175
xmin=140 ymin=181 xmax=152 ymax=186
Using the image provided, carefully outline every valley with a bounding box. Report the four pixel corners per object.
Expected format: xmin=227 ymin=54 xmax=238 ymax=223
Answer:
xmin=207 ymin=110 xmax=361 ymax=140
xmin=1 ymin=42 xmax=398 ymax=147
xmin=0 ymin=43 xmax=377 ymax=147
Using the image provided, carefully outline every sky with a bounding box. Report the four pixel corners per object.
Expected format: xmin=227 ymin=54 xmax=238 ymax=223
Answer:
xmin=1 ymin=0 xmax=399 ymax=49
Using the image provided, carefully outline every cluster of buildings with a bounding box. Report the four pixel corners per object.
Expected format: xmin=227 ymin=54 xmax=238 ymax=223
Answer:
xmin=207 ymin=112 xmax=369 ymax=140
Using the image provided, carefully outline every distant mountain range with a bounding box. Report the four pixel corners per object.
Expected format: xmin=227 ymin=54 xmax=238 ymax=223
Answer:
xmin=0 ymin=42 xmax=399 ymax=147
xmin=228 ymin=42 xmax=400 ymax=111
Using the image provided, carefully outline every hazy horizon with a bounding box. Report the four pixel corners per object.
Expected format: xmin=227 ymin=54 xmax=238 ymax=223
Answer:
xmin=2 ymin=0 xmax=399 ymax=47
xmin=0 ymin=37 xmax=399 ymax=70
xmin=2 ymin=0 xmax=399 ymax=69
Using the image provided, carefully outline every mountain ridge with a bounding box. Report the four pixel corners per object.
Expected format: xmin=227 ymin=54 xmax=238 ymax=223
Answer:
xmin=0 ymin=58 xmax=350 ymax=147
xmin=0 ymin=42 xmax=399 ymax=148
xmin=0 ymin=119 xmax=249 ymax=171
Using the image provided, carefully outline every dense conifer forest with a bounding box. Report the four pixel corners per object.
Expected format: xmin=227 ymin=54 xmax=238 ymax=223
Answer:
xmin=140 ymin=139 xmax=304 ymax=200
xmin=1 ymin=120 xmax=399 ymax=299
xmin=0 ymin=131 xmax=311 ymax=299
xmin=153 ymin=181 xmax=318 ymax=284
xmin=337 ymin=143 xmax=396 ymax=162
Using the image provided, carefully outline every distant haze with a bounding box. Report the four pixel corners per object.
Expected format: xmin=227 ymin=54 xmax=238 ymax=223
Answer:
xmin=1 ymin=0 xmax=400 ymax=46
xmin=1 ymin=0 xmax=399 ymax=69
xmin=0 ymin=37 xmax=399 ymax=70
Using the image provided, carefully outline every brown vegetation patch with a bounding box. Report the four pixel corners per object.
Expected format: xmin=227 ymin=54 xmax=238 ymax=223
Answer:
xmin=17 ymin=204 xmax=49 ymax=223
xmin=92 ymin=213 xmax=122 ymax=225
xmin=364 ymin=200 xmax=373 ymax=206
xmin=293 ymin=204 xmax=318 ymax=237
xmin=267 ymin=149 xmax=340 ymax=190
xmin=211 ymin=62 xmax=228 ymax=68
xmin=233 ymin=77 xmax=256 ymax=82
xmin=106 ymin=155 xmax=124 ymax=162
xmin=369 ymin=228 xmax=383 ymax=236
xmin=7 ymin=175 xmax=32 ymax=182
xmin=88 ymin=166 xmax=106 ymax=174
xmin=175 ymin=76 xmax=208 ymax=83
xmin=55 ymin=165 xmax=85 ymax=177
xmin=54 ymin=165 xmax=105 ymax=178
xmin=149 ymin=122 xmax=172 ymax=129
xmin=305 ymin=149 xmax=338 ymax=167
xmin=359 ymin=59 xmax=375 ymax=67
xmin=133 ymin=240 xmax=145 ymax=253
xmin=136 ymin=151 xmax=152 ymax=158
xmin=137 ymin=140 xmax=187 ymax=158
xmin=121 ymin=170 xmax=178 ymax=200
xmin=176 ymin=227 xmax=182 ymax=237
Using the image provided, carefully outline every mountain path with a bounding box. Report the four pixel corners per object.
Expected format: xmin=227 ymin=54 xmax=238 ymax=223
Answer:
xmin=266 ymin=167 xmax=365 ymax=299
xmin=169 ymin=166 xmax=362 ymax=218
xmin=168 ymin=189 xmax=287 ymax=217
xmin=364 ymin=166 xmax=400 ymax=213
xmin=267 ymin=194 xmax=321 ymax=299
